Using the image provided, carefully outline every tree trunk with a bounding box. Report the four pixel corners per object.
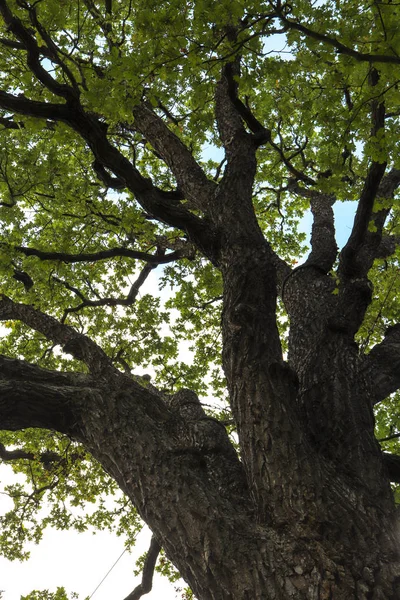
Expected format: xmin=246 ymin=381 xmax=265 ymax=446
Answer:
xmin=66 ymin=370 xmax=400 ymax=600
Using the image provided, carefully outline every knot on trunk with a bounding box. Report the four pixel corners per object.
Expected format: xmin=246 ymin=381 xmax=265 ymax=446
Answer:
xmin=168 ymin=388 xmax=206 ymax=421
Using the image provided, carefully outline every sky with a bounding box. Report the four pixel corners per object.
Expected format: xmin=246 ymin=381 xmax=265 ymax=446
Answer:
xmin=0 ymin=496 xmax=178 ymax=600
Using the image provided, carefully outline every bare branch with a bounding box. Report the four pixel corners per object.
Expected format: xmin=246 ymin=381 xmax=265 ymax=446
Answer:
xmin=124 ymin=536 xmax=161 ymax=600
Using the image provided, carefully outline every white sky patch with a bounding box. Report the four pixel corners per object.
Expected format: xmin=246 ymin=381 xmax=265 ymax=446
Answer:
xmin=0 ymin=466 xmax=179 ymax=600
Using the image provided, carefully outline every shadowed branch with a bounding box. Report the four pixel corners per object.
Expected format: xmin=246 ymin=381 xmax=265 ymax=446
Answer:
xmin=55 ymin=263 xmax=155 ymax=319
xmin=382 ymin=452 xmax=400 ymax=483
xmin=124 ymin=536 xmax=162 ymax=600
xmin=15 ymin=245 xmax=190 ymax=265
xmin=363 ymin=324 xmax=400 ymax=404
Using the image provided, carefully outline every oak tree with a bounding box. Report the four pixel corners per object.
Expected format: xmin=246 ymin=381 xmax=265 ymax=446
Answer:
xmin=1 ymin=0 xmax=400 ymax=598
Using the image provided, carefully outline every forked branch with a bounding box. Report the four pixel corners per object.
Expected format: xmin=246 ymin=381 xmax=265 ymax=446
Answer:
xmin=57 ymin=263 xmax=155 ymax=318
xmin=0 ymin=0 xmax=78 ymax=101
xmin=223 ymin=62 xmax=271 ymax=147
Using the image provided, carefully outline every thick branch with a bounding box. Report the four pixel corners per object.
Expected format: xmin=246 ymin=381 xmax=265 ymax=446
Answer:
xmin=0 ymin=0 xmax=213 ymax=256
xmin=0 ymin=355 xmax=93 ymax=433
xmin=215 ymin=61 xmax=249 ymax=152
xmin=223 ymin=63 xmax=271 ymax=147
xmin=0 ymin=90 xmax=69 ymax=121
xmin=27 ymin=4 xmax=80 ymax=95
xmin=0 ymin=91 xmax=214 ymax=257
xmin=124 ymin=536 xmax=161 ymax=600
xmin=0 ymin=0 xmax=213 ymax=248
xmin=375 ymin=234 xmax=400 ymax=259
xmin=132 ymin=103 xmax=216 ymax=211
xmin=339 ymin=68 xmax=387 ymax=279
xmin=382 ymin=452 xmax=400 ymax=484
xmin=309 ymin=195 xmax=337 ymax=270
xmin=339 ymin=162 xmax=386 ymax=278
xmin=65 ymin=108 xmax=216 ymax=256
xmin=357 ymin=168 xmax=400 ymax=267
xmin=0 ymin=442 xmax=62 ymax=466
xmin=329 ymin=168 xmax=400 ymax=337
xmin=363 ymin=324 xmax=400 ymax=404
xmin=303 ymin=191 xmax=337 ymax=272
xmin=0 ymin=0 xmax=78 ymax=101
xmin=0 ymin=295 xmax=117 ymax=378
xmin=0 ymin=115 xmax=20 ymax=129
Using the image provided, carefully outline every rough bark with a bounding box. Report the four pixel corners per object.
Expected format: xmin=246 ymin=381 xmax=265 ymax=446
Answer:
xmin=2 ymin=349 xmax=400 ymax=599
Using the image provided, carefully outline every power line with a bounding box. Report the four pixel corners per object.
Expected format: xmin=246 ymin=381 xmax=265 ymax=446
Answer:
xmin=88 ymin=547 xmax=128 ymax=599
